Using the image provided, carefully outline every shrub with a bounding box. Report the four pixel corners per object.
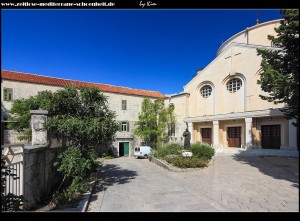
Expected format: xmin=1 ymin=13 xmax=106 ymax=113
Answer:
xmin=51 ymin=146 xmax=101 ymax=206
xmin=51 ymin=185 xmax=82 ymax=207
xmin=101 ymin=148 xmax=114 ymax=158
xmin=167 ymin=157 xmax=207 ymax=168
xmin=104 ymin=156 xmax=113 ymax=160
xmin=55 ymin=146 xmax=98 ymax=179
xmin=153 ymin=143 xmax=183 ymax=158
xmin=164 ymin=154 xmax=179 ymax=163
xmin=107 ymin=148 xmax=114 ymax=157
xmin=190 ymin=142 xmax=215 ymax=160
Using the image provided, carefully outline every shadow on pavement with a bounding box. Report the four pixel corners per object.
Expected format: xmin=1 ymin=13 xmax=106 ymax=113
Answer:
xmin=232 ymin=153 xmax=299 ymax=188
xmin=93 ymin=163 xmax=137 ymax=194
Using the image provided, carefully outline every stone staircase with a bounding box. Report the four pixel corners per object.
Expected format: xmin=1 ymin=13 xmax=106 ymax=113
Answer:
xmin=214 ymin=147 xmax=299 ymax=157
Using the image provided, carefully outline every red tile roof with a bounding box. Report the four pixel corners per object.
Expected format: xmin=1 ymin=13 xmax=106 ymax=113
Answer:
xmin=1 ymin=70 xmax=166 ymax=99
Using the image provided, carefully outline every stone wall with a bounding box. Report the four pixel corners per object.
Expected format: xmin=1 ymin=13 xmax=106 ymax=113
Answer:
xmin=22 ymin=110 xmax=68 ymax=210
xmin=23 ymin=145 xmax=66 ymax=210
xmin=165 ymin=93 xmax=189 ymax=143
xmin=3 ymin=130 xmax=31 ymax=145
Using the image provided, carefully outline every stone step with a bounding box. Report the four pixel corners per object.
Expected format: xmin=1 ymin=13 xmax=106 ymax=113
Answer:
xmin=214 ymin=147 xmax=299 ymax=157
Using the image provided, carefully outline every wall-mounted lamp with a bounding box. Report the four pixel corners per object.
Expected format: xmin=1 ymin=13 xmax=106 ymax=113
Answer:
xmin=268 ymin=117 xmax=272 ymax=121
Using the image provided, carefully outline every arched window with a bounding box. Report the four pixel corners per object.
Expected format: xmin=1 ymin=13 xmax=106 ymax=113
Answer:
xmin=200 ymin=85 xmax=212 ymax=98
xmin=226 ymin=78 xmax=242 ymax=93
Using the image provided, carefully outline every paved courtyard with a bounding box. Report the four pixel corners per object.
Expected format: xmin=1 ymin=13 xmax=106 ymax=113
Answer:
xmin=88 ymin=150 xmax=299 ymax=212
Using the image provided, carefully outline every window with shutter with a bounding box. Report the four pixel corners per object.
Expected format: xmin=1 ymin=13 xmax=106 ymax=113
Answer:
xmin=122 ymin=100 xmax=127 ymax=110
xmin=127 ymin=121 xmax=130 ymax=132
xmin=118 ymin=122 xmax=122 ymax=131
xmin=4 ymin=88 xmax=13 ymax=101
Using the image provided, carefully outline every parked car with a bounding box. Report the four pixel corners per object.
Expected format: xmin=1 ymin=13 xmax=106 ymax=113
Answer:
xmin=134 ymin=146 xmax=152 ymax=159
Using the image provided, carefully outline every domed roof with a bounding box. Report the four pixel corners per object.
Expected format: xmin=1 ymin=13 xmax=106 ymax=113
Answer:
xmin=217 ymin=19 xmax=282 ymax=56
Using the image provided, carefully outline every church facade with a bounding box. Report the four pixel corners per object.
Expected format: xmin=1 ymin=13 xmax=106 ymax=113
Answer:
xmin=166 ymin=19 xmax=298 ymax=150
xmin=1 ymin=19 xmax=298 ymax=152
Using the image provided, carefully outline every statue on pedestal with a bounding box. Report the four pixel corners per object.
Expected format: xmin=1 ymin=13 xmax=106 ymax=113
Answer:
xmin=182 ymin=128 xmax=191 ymax=150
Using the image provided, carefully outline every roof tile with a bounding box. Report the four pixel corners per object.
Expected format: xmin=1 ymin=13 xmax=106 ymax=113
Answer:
xmin=1 ymin=70 xmax=166 ymax=99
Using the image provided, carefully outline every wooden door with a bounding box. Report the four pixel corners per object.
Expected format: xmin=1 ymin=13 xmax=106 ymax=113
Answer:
xmin=119 ymin=143 xmax=124 ymax=156
xmin=201 ymin=128 xmax=212 ymax=145
xmin=227 ymin=127 xmax=241 ymax=147
xmin=261 ymin=125 xmax=281 ymax=149
xmin=119 ymin=142 xmax=130 ymax=157
xmin=124 ymin=142 xmax=129 ymax=157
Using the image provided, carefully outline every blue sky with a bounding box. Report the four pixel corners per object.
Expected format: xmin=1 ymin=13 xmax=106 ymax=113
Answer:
xmin=2 ymin=9 xmax=282 ymax=95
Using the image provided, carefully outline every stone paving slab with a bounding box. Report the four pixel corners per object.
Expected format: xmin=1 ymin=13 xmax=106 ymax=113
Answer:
xmin=88 ymin=157 xmax=228 ymax=212
xmin=20 ymin=146 xmax=300 ymax=212
xmin=84 ymin=149 xmax=299 ymax=212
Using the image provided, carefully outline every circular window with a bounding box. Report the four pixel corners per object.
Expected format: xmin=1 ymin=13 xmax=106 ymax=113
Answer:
xmin=226 ymin=78 xmax=242 ymax=93
xmin=200 ymin=85 xmax=212 ymax=98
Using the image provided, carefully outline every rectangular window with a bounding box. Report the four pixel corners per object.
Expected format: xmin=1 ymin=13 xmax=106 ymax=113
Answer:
xmin=121 ymin=121 xmax=129 ymax=132
xmin=122 ymin=100 xmax=127 ymax=110
xmin=3 ymin=88 xmax=13 ymax=101
xmin=121 ymin=122 xmax=127 ymax=131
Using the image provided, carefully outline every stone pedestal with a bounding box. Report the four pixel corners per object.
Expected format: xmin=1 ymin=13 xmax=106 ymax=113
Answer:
xmin=30 ymin=110 xmax=48 ymax=146
xmin=182 ymin=150 xmax=193 ymax=158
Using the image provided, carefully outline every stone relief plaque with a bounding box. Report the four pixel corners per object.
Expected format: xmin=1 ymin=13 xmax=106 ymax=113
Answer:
xmin=33 ymin=115 xmax=46 ymax=131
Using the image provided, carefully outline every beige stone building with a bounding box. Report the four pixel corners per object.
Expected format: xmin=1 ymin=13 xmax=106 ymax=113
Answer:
xmin=1 ymin=19 xmax=298 ymax=153
xmin=166 ymin=19 xmax=298 ymax=150
xmin=1 ymin=70 xmax=165 ymax=156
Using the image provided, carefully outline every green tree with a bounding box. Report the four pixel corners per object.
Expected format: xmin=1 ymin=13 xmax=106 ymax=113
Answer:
xmin=8 ymin=91 xmax=54 ymax=141
xmin=257 ymin=9 xmax=299 ymax=126
xmin=8 ymin=86 xmax=118 ymax=151
xmin=46 ymin=86 xmax=118 ymax=153
xmin=134 ymin=98 xmax=175 ymax=148
xmin=7 ymin=86 xmax=118 ymax=205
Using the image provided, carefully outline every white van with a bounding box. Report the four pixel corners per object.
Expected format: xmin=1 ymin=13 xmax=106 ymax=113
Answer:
xmin=134 ymin=146 xmax=152 ymax=159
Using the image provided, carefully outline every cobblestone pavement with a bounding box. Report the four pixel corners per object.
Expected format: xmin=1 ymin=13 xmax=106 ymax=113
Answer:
xmin=88 ymin=151 xmax=299 ymax=212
